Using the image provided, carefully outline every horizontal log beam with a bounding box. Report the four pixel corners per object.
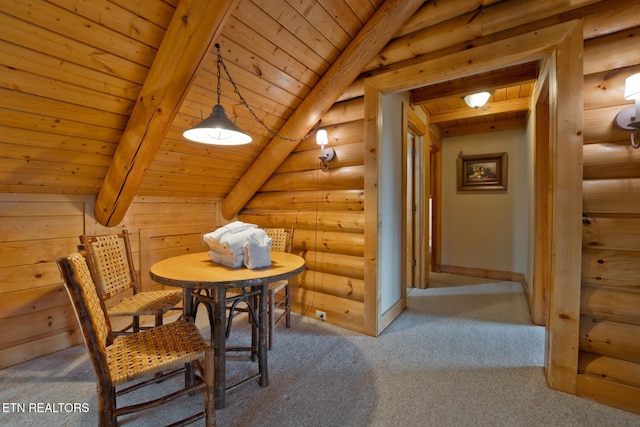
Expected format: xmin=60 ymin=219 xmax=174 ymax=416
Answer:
xmin=276 ymin=142 xmax=365 ymax=174
xmin=581 ymin=284 xmax=640 ymax=326
xmin=583 ymin=105 xmax=632 ymax=144
xmin=429 ymin=98 xmax=529 ymax=124
xmin=293 ymin=120 xmax=364 ymax=152
xmin=581 ymin=248 xmax=640 ymax=287
xmin=290 ymin=287 xmax=365 ymax=332
xmin=320 ymin=98 xmax=365 ymax=126
xmin=293 ymin=229 xmax=364 ymax=257
xmin=578 ymin=351 xmax=640 ymax=389
xmin=238 ymin=211 xmax=364 ymax=233
xmin=261 ymin=166 xmax=364 ymax=192
xmin=583 ymin=143 xmax=640 ymax=180
xmin=298 ymin=250 xmax=365 ymax=279
xmin=583 ymin=178 xmax=640 ymax=214
xmin=439 ymin=117 xmax=527 ymax=138
xmin=411 ymin=63 xmax=538 ymax=105
xmin=299 ymin=270 xmax=364 ymax=302
xmin=582 ymin=215 xmax=640 ymax=252
xmin=244 ymin=189 xmax=364 ymax=212
xmin=579 ymin=317 xmax=640 ymax=363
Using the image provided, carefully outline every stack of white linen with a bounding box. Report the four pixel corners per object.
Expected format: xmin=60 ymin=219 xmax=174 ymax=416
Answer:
xmin=203 ymin=221 xmax=272 ymax=269
xmin=243 ymin=230 xmax=272 ymax=269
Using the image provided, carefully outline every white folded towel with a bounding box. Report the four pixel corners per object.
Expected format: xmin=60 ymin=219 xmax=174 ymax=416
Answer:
xmin=210 ymin=221 xmax=256 ymax=241
xmin=208 ymin=250 xmax=243 ymax=268
xmin=220 ymin=228 xmax=264 ymax=255
xmin=243 ymin=230 xmax=272 ymax=269
xmin=203 ymin=221 xmax=258 ymax=253
xmin=244 ymin=229 xmax=272 ymax=248
xmin=203 ymin=223 xmax=272 ymax=269
xmin=243 ymin=245 xmax=271 ymax=269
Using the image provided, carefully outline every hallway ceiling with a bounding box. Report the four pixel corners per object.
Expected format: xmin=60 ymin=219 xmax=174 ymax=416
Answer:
xmin=411 ymin=62 xmax=539 ymax=138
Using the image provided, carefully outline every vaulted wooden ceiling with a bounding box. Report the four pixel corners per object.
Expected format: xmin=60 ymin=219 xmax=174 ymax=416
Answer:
xmin=1 ymin=0 xmax=534 ymax=224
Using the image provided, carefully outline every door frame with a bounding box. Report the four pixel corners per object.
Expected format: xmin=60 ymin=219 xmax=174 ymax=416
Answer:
xmin=402 ymin=104 xmax=429 ymax=291
xmin=363 ymin=21 xmax=583 ymax=393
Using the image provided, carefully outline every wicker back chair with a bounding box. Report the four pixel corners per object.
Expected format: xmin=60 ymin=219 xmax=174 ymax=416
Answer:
xmin=57 ymin=252 xmax=215 ymax=426
xmin=223 ymin=227 xmax=295 ymax=350
xmin=263 ymin=227 xmax=294 ymax=349
xmin=79 ymin=230 xmax=182 ymax=334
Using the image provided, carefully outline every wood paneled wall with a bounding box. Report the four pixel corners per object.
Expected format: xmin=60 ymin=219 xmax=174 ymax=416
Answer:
xmin=0 ymin=193 xmax=219 ymax=368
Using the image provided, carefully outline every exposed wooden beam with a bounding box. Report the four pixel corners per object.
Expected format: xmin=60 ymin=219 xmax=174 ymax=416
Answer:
xmin=220 ymin=0 xmax=426 ymax=220
xmin=410 ymin=63 xmax=539 ymax=105
xmin=439 ymin=117 xmax=527 ymax=138
xmin=429 ymin=97 xmax=530 ymax=123
xmin=94 ymin=0 xmax=238 ymax=226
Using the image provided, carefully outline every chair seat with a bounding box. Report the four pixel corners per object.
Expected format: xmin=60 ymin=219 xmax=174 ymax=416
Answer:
xmin=107 ymin=319 xmax=207 ymax=386
xmin=108 ymin=290 xmax=182 ymax=317
xmin=268 ymin=280 xmax=288 ymax=293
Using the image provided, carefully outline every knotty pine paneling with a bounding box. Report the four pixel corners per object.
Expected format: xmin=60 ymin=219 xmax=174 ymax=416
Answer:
xmin=0 ymin=194 xmax=220 ymax=369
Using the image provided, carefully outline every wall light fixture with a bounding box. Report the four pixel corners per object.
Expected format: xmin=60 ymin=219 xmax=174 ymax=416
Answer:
xmin=316 ymin=129 xmax=335 ymax=171
xmin=615 ymin=73 xmax=640 ymax=149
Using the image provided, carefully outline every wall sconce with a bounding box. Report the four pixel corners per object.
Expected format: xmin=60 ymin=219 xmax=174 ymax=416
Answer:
xmin=463 ymin=92 xmax=491 ymax=109
xmin=615 ymin=73 xmax=640 ymax=149
xmin=316 ymin=129 xmax=335 ymax=171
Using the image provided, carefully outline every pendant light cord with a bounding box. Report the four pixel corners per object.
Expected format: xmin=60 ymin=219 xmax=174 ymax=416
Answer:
xmin=215 ymin=44 xmax=319 ymax=142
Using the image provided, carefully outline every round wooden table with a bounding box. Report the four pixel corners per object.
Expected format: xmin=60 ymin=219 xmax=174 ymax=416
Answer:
xmin=150 ymin=251 xmax=305 ymax=409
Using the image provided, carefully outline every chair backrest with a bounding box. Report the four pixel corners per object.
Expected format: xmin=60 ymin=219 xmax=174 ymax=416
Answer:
xmin=57 ymin=252 xmax=113 ymax=381
xmin=79 ymin=230 xmax=139 ymax=299
xmin=263 ymin=227 xmax=294 ymax=253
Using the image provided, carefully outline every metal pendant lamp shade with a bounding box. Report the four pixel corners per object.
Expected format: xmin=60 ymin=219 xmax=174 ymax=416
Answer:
xmin=183 ymin=43 xmax=252 ymax=146
xmin=183 ymin=43 xmax=312 ymax=146
xmin=183 ymin=104 xmax=252 ymax=145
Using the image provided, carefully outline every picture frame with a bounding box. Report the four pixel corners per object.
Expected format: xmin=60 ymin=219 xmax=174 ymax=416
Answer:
xmin=457 ymin=152 xmax=508 ymax=191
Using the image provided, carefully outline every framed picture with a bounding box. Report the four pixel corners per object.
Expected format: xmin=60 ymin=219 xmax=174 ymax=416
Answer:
xmin=457 ymin=152 xmax=508 ymax=191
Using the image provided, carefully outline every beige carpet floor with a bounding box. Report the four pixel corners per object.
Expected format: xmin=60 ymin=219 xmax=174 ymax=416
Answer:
xmin=1 ymin=274 xmax=639 ymax=426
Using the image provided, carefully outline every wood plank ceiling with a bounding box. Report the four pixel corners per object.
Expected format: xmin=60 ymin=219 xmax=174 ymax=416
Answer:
xmin=411 ymin=62 xmax=539 ymax=138
xmin=1 ymin=0 xmax=386 ymax=201
xmin=1 ymin=0 xmax=534 ymax=215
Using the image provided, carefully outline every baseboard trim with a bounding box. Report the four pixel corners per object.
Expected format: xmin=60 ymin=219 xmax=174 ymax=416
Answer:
xmin=439 ymin=264 xmax=525 ymax=284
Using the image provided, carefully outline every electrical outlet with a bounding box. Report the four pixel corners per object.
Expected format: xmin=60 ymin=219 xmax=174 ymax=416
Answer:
xmin=315 ymin=310 xmax=326 ymax=321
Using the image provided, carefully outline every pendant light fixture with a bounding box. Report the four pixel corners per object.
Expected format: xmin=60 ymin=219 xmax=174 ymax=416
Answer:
xmin=183 ymin=44 xmax=252 ymax=145
xmin=184 ymin=43 xmax=320 ymax=146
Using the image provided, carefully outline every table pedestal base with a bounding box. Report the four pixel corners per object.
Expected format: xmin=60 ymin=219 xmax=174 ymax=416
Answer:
xmin=190 ymin=284 xmax=268 ymax=409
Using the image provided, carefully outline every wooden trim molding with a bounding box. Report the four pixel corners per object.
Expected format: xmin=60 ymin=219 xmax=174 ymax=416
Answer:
xmin=364 ymin=20 xmax=584 ymax=392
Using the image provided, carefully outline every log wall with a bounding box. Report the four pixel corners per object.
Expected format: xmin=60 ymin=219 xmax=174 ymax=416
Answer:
xmin=0 ymin=193 xmax=218 ymax=368
xmin=577 ymin=3 xmax=640 ymax=411
xmin=239 ymin=0 xmax=640 ymax=414
xmin=239 ymin=113 xmax=366 ymax=332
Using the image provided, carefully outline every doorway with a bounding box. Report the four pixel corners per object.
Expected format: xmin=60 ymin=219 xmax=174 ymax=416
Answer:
xmin=363 ymin=21 xmax=584 ymax=394
xmin=403 ymin=104 xmax=430 ymax=289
